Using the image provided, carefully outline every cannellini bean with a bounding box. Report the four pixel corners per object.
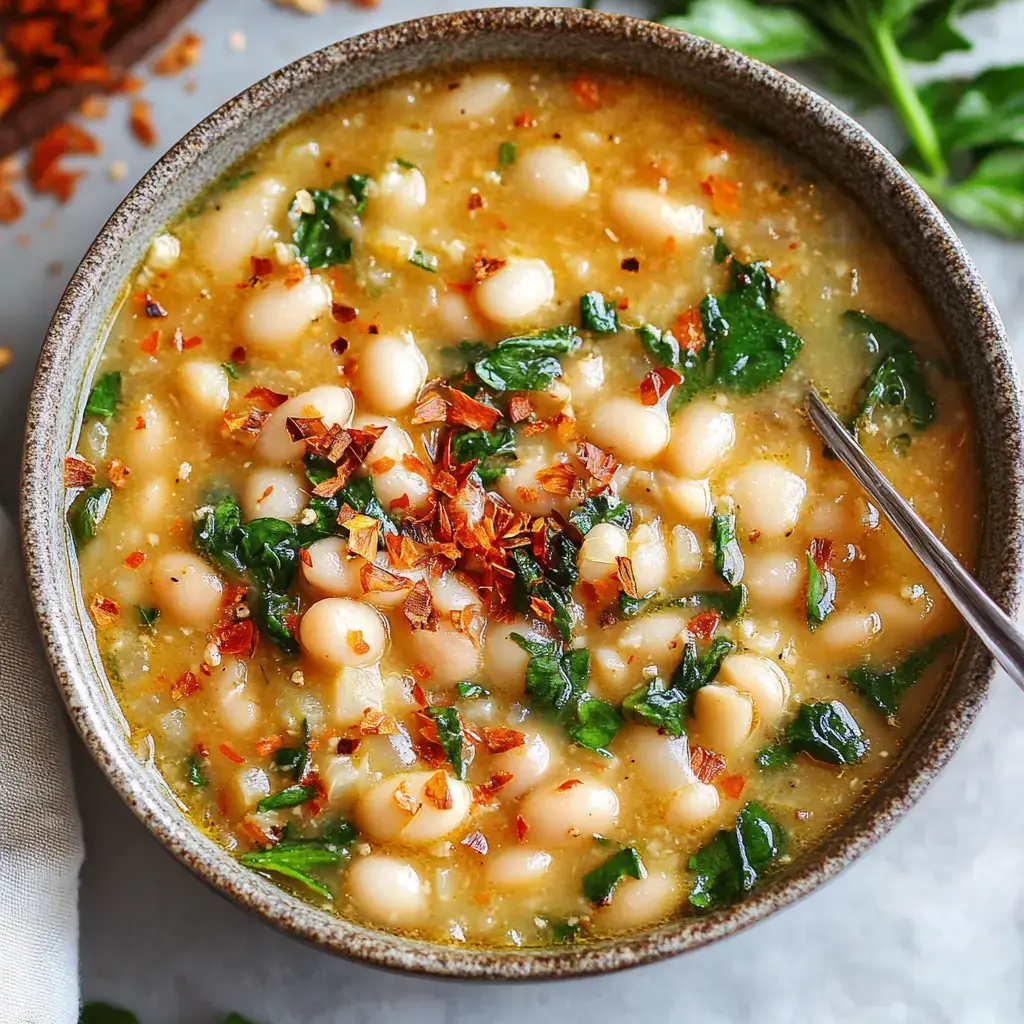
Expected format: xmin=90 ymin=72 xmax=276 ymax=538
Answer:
xmin=717 ymin=654 xmax=790 ymax=727
xmin=124 ymin=397 xmax=174 ymax=463
xmin=515 ymin=145 xmax=589 ymax=206
xmin=586 ymin=397 xmax=670 ymax=462
xmin=322 ymin=755 xmax=361 ymax=806
xmin=354 ymin=770 xmax=472 ymax=844
xmin=347 ymin=855 xmax=429 ymax=927
xmin=436 ymin=289 xmax=486 ymax=341
xmin=130 ymin=477 xmax=171 ymax=525
xmin=301 ymin=536 xmax=361 ymax=597
xmin=481 ymin=619 xmax=532 ymax=693
xmin=744 ymin=552 xmax=802 ymax=607
xmin=148 ymin=552 xmax=222 ymax=629
xmin=618 ymin=611 xmax=687 ymax=678
xmin=475 ymin=258 xmax=555 ymax=326
xmin=577 ymin=522 xmax=629 ymax=582
xmin=438 ymin=72 xmax=512 ymax=122
xmin=665 ymin=402 xmax=735 ymax=478
xmin=377 ymin=163 xmax=427 ymax=221
xmin=594 ymin=871 xmax=681 ymax=933
xmin=608 ymin=187 xmax=704 ymax=249
xmin=666 ymin=780 xmax=720 ymax=828
xmin=519 ymin=778 xmax=619 ymax=847
xmin=241 ymin=467 xmax=306 ymax=522
xmin=176 ymin=361 xmax=229 ymax=420
xmin=497 ymin=453 xmax=572 ymax=517
xmin=618 ymin=726 xmax=691 ymax=796
xmin=692 ymin=684 xmax=754 ymax=753
xmin=299 ymin=598 xmax=388 ymax=669
xmin=210 ymin=658 xmax=261 ymax=736
xmin=591 ymin=646 xmax=630 ymax=701
xmin=357 ymin=334 xmax=428 ymax=414
xmin=485 ymin=848 xmax=554 ymax=891
xmin=331 ymin=664 xmax=385 ymax=727
xmin=628 ymin=522 xmax=669 ymax=595
xmin=428 ymin=572 xmax=480 ymax=616
xmin=405 ymin=624 xmax=481 ymax=687
xmin=238 ymin=275 xmax=332 ymax=352
xmin=669 ymin=524 xmax=703 ymax=578
xmin=197 ymin=176 xmax=287 ymax=276
xmin=230 ymin=766 xmax=271 ymax=813
xmin=817 ymin=610 xmax=882 ymax=652
xmin=660 ymin=475 xmax=713 ymax=521
xmin=256 ymin=385 xmax=354 ymax=462
xmin=730 ymin=460 xmax=806 ymax=538
xmin=489 ymin=732 xmax=553 ymax=799
xmin=563 ymin=352 xmax=605 ymax=400
xmin=356 ymin=419 xmax=433 ymax=513
xmin=360 ymin=730 xmax=419 ymax=775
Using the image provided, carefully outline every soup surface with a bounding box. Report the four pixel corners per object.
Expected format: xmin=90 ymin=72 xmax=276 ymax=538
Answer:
xmin=66 ymin=65 xmax=979 ymax=947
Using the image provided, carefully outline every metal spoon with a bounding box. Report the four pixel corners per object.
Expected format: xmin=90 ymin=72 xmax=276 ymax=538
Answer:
xmin=804 ymin=387 xmax=1024 ymax=689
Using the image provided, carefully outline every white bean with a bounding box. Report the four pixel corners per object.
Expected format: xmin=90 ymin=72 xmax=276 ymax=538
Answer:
xmin=577 ymin=522 xmax=629 ymax=582
xmin=377 ymin=163 xmax=427 ymax=221
xmin=256 ymin=385 xmax=354 ymax=463
xmin=594 ymin=871 xmax=681 ymax=933
xmin=666 ymin=780 xmax=720 ymax=828
xmin=124 ymin=397 xmax=174 ymax=463
xmin=628 ymin=522 xmax=669 ymax=595
xmin=347 ymin=855 xmax=428 ymax=927
xmin=665 ymin=402 xmax=735 ymax=478
xmin=301 ymin=536 xmax=361 ymax=598
xmin=354 ymin=769 xmax=472 ymax=844
xmin=716 ymin=654 xmax=790 ymax=727
xmin=475 ymin=258 xmax=555 ymax=326
xmin=331 ymin=664 xmax=385 ymax=727
xmin=817 ymin=610 xmax=882 ymax=653
xmin=692 ymin=684 xmax=754 ymax=753
xmin=481 ymin=619 xmax=532 ymax=694
xmin=176 ymin=361 xmax=229 ymax=420
xmin=489 ymin=732 xmax=553 ymax=799
xmin=131 ymin=477 xmax=171 ymax=525
xmin=230 ymin=766 xmax=271 ymax=814
xmin=660 ymin=475 xmax=712 ymax=521
xmin=210 ymin=657 xmax=261 ymax=736
xmin=148 ymin=552 xmax=222 ymax=629
xmin=358 ymin=334 xmax=427 ymax=414
xmin=485 ymin=848 xmax=553 ymax=891
xmin=668 ymin=524 xmax=703 ymax=578
xmin=617 ymin=610 xmax=687 ymax=678
xmin=744 ymin=552 xmax=802 ymax=607
xmin=608 ymin=186 xmax=704 ymax=250
xmin=436 ymin=289 xmax=486 ymax=341
xmin=618 ymin=725 xmax=691 ymax=795
xmin=515 ymin=145 xmax=590 ymax=206
xmin=438 ymin=72 xmax=512 ymax=122
xmin=405 ymin=624 xmax=481 ymax=687
xmin=357 ymin=419 xmax=433 ymax=514
xmin=519 ymin=778 xmax=619 ymax=847
xmin=241 ymin=467 xmax=306 ymax=522
xmin=238 ymin=275 xmax=332 ymax=353
xmin=299 ymin=598 xmax=388 ymax=669
xmin=563 ymin=353 xmax=605 ymax=401
xmin=198 ymin=176 xmax=287 ymax=277
xmin=497 ymin=453 xmax=572 ymax=517
xmin=730 ymin=460 xmax=807 ymax=538
xmin=586 ymin=397 xmax=669 ymax=462
xmin=428 ymin=572 xmax=480 ymax=616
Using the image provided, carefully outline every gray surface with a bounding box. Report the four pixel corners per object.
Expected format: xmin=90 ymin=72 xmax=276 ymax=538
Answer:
xmin=2 ymin=0 xmax=1023 ymax=1020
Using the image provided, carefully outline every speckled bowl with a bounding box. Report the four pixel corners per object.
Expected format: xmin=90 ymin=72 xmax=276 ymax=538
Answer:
xmin=20 ymin=7 xmax=1024 ymax=979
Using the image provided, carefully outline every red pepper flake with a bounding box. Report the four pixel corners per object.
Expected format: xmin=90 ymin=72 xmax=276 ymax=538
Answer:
xmin=348 ymin=629 xmax=371 ymax=656
xmin=557 ymin=778 xmax=584 ymax=791
xmin=529 ymin=595 xmax=555 ymax=622
xmin=283 ymin=262 xmax=308 ymax=288
xmin=88 ymin=594 xmax=119 ymax=628
xmin=460 ymin=830 xmax=489 ymax=855
xmin=28 ymin=122 xmax=100 ymax=205
xmin=389 ymin=493 xmax=410 ymax=511
xmin=359 ymin=561 xmax=410 ymax=595
xmin=535 ymin=461 xmax=576 ymax=496
xmin=336 ymin=736 xmax=361 ymax=756
xmin=424 ymin=769 xmax=454 ymax=810
xmin=219 ymin=743 xmax=245 ymax=765
xmin=123 ymin=550 xmax=146 ymax=570
xmin=446 ymin=389 xmax=500 ymax=432
xmin=343 ymin=513 xmax=381 ymax=562
xmin=690 ymin=745 xmax=727 ymax=783
xmin=467 ymin=190 xmax=485 ymax=211
xmin=171 ymin=670 xmax=200 ymax=701
xmin=394 ymin=779 xmax=422 ymax=816
xmin=299 ymin=547 xmax=313 ymax=568
xmin=472 ymin=772 xmax=516 ymax=804
xmin=411 ymin=663 xmax=432 ymax=682
xmin=107 ymin=458 xmax=131 ymax=488
xmin=211 ymin=619 xmax=257 ymax=657
xmin=473 ymin=256 xmax=506 ymax=283
xmin=403 ymin=578 xmax=438 ymax=632
xmin=508 ymin=394 xmax=534 ymax=423
xmin=576 ymin=440 xmax=618 ymax=486
xmin=331 ymin=302 xmax=357 ymax=323
xmin=139 ymin=330 xmax=159 ymax=356
xmin=152 ymin=32 xmax=204 ymax=76
xmin=249 ymin=256 xmax=273 ymax=278
xmin=569 ymin=73 xmax=602 ymax=110
xmin=482 ymin=728 xmax=525 ymax=754
xmin=700 ymin=175 xmax=740 ymax=216
xmin=411 ymin=394 xmax=448 ymax=425
xmin=515 ymin=813 xmax=529 ymax=841
xmin=360 ymin=709 xmax=400 ymax=735
xmin=615 ymin=555 xmax=639 ymax=599
xmin=688 ymin=610 xmax=721 ymax=640
xmin=513 ymin=110 xmax=538 ymax=128
xmin=810 ymin=537 xmax=834 ymax=572
xmin=621 ymin=256 xmax=641 ymax=273
xmin=639 ymin=366 xmax=682 ymax=406
xmin=244 ymin=386 xmax=289 ymax=409
xmin=129 ymin=98 xmax=157 ymax=147
xmin=719 ymin=774 xmax=746 ymax=799
xmin=134 ymin=415 xmax=147 ymax=431
xmin=672 ymin=308 xmax=706 ymax=354
xmin=255 ymin=734 xmax=287 ymax=757
xmin=331 ymin=337 xmax=349 ymax=356
xmin=230 ymin=346 xmax=246 ymax=365
xmin=63 ymin=454 xmax=96 ymax=488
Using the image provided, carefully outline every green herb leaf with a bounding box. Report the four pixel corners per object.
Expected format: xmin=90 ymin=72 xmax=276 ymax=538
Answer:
xmin=457 ymin=682 xmax=489 ymax=700
xmin=688 ymin=801 xmax=785 ymax=909
xmin=260 ymin=591 xmax=300 ymax=657
xmin=618 ymin=584 xmax=748 ymax=622
xmin=580 ymin=291 xmax=621 ymax=334
xmin=711 ymin=513 xmax=744 ymax=587
xmin=583 ymin=846 xmax=647 ymax=905
xmin=80 ymin=1003 xmax=141 ymax=1024
xmin=451 ymin=426 xmax=516 ymax=485
xmin=346 ymin=173 xmax=371 ymax=214
xmin=186 ymin=753 xmax=208 ymax=788
xmin=424 ymin=705 xmax=468 ymax=780
xmin=786 ymin=700 xmax=869 ymax=765
xmin=409 ymin=249 xmax=439 ymax=273
xmin=567 ymin=495 xmax=634 ymax=535
xmin=239 ymin=827 xmax=354 ymax=899
xmin=918 ymin=65 xmax=1024 ymax=155
xmin=473 ymin=326 xmax=579 ymax=393
xmin=257 ymin=783 xmax=319 ymax=812
xmin=136 ymin=605 xmax=160 ymax=627
xmin=222 ymin=361 xmax=241 ymax=381
xmin=548 ymin=920 xmax=583 ymax=943
xmin=393 ymin=157 xmax=417 ymax=170
xmin=929 ymin=147 xmax=1024 ymax=238
xmin=806 ymin=543 xmax=836 ymax=628
xmin=754 ymin=742 xmax=795 ymax=771
xmin=68 ymin=486 xmax=112 ymax=547
xmin=292 ymin=187 xmax=353 ymax=268
xmin=498 ymin=141 xmax=517 ymax=169
xmin=846 ymin=635 xmax=950 ymax=719
xmin=569 ymin=698 xmax=623 ymax=753
xmin=84 ymin=371 xmax=122 ymax=419
xmin=509 ymin=546 xmax=579 ymax=642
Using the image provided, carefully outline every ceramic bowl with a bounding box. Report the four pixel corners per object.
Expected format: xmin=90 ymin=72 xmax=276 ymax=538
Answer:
xmin=20 ymin=7 xmax=1024 ymax=979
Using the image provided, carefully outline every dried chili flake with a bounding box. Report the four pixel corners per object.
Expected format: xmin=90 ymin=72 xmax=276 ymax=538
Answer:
xmin=107 ymin=458 xmax=130 ymax=488
xmin=122 ymin=550 xmax=145 ymax=570
xmin=514 ymin=813 xmax=529 ymax=841
xmin=283 ymin=262 xmax=308 ymax=288
xmin=471 ymin=772 xmax=516 ymax=804
xmin=569 ymin=74 xmax=601 ymax=110
xmin=576 ymin=440 xmax=618 ymax=486
xmin=411 ymin=394 xmax=448 ymax=425
xmin=393 ymin=779 xmax=422 ymax=816
xmin=482 ymin=728 xmax=525 ymax=754
xmin=473 ymin=256 xmax=506 ymax=282
xmin=230 ymin=346 xmax=246 ymax=365
xmin=386 ymin=533 xmax=430 ymax=571
xmin=336 ymin=736 xmax=361 ymax=756
xmin=139 ymin=329 xmax=159 ymax=355
xmin=639 ymin=366 xmax=682 ymax=406
xmin=688 ymin=610 xmax=721 ymax=640
xmin=700 ymin=175 xmax=740 ymax=216
xmin=152 ymin=32 xmax=204 ymax=76
xmin=219 ymin=743 xmax=245 ymax=765
xmin=360 ymin=709 xmax=399 ymax=735
xmin=424 ymin=770 xmax=454 ymax=810
xmin=615 ymin=555 xmax=639 ymax=599
xmin=673 ymin=308 xmax=705 ymax=354
xmin=245 ymin=386 xmax=289 ymax=409
xmin=411 ymin=663 xmax=432 ymax=682
xmin=460 ymin=830 xmax=489 ymax=855
xmin=212 ymin=619 xmax=257 ymax=656
xmin=347 ymin=629 xmax=371 ymax=656
xmin=171 ymin=670 xmax=200 ymax=701
xmin=250 ymin=256 xmax=273 ymax=278
xmin=446 ymin=389 xmax=501 ymax=431
xmin=343 ymin=513 xmax=380 ymax=562
xmin=690 ymin=745 xmax=727 ymax=783
xmin=403 ymin=578 xmax=437 ymax=632
xmin=129 ymin=98 xmax=157 ymax=147
xmin=330 ymin=337 xmax=349 ymax=356
xmin=621 ymin=256 xmax=641 ymax=273
xmin=255 ymin=734 xmax=287 ymax=757
xmin=810 ymin=537 xmax=834 ymax=572
xmin=557 ymin=779 xmax=584 ymax=791
xmin=507 ymin=394 xmax=534 ymax=423
xmin=719 ymin=774 xmax=746 ymax=799
xmin=359 ymin=561 xmax=410 ymax=595
xmin=535 ymin=461 xmax=576 ymax=495
xmin=467 ymin=190 xmax=484 ymax=211
xmin=223 ymin=406 xmax=270 ymax=442
xmin=331 ymin=302 xmax=357 ymax=323
xmin=88 ymin=593 xmax=119 ymax=628
xmin=63 ymin=454 xmax=96 ymax=488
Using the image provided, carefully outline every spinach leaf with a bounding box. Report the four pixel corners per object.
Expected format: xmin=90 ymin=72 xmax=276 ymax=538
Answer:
xmin=272 ymin=718 xmax=313 ymax=782
xmin=84 ymin=371 xmax=122 ymax=419
xmin=257 ymin=784 xmax=319 ymax=812
xmin=68 ymin=486 xmax=112 ymax=547
xmin=424 ymin=705 xmax=468 ymax=780
xmin=260 ymin=591 xmax=300 ymax=657
xmin=806 ymin=543 xmax=836 ymax=628
xmin=498 ymin=141 xmax=517 ymax=170
xmin=846 ymin=636 xmax=950 ymax=719
xmin=583 ymin=846 xmax=647 ymax=905
xmin=580 ymin=291 xmax=621 ymax=334
xmin=548 ymin=920 xmax=583 ymax=944
xmin=712 ymin=513 xmax=744 ymax=587
xmin=451 ymin=426 xmax=516 ymax=485
xmin=292 ymin=187 xmax=353 ymax=268
xmin=137 ymin=605 xmax=160 ymax=627
xmin=618 ymin=584 xmax=748 ymax=622
xmin=239 ymin=825 xmax=355 ymax=899
xmin=509 ymin=546 xmax=579 ymax=642
xmin=473 ymin=326 xmax=579 ymax=393
xmin=186 ymin=753 xmax=208 ymax=788
xmin=637 ymin=323 xmax=681 ymax=368
xmin=754 ymin=742 xmax=795 ymax=771
xmin=80 ymin=1004 xmax=140 ymax=1024
xmin=688 ymin=801 xmax=785 ymax=909
xmin=222 ymin=361 xmax=241 ymax=381
xmin=786 ymin=700 xmax=869 ymax=765
xmin=301 ymin=455 xmax=397 ymax=538
xmin=457 ymin=682 xmax=489 ymax=700
xmin=409 ymin=249 xmax=438 ymax=273
xmin=511 ymin=633 xmax=622 ymax=754
xmin=346 ymin=173 xmax=371 ymax=214
xmin=568 ymin=495 xmax=634 ymax=535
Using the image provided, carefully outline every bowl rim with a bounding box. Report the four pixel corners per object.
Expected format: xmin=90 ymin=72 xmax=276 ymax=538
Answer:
xmin=20 ymin=5 xmax=1024 ymax=980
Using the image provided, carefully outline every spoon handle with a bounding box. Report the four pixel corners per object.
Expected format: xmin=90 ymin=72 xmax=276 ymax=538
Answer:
xmin=805 ymin=388 xmax=1024 ymax=691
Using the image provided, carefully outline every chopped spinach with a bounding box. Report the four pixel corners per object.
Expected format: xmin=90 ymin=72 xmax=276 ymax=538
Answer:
xmin=637 ymin=323 xmax=681 ymax=368
xmin=346 ymin=172 xmax=371 ymax=214
xmin=393 ymin=157 xmax=417 ymax=170
xmin=846 ymin=636 xmax=950 ymax=719
xmin=409 ymin=249 xmax=438 ymax=273
xmin=618 ymin=584 xmax=748 ymax=622
xmin=712 ymin=513 xmax=744 ymax=587
xmin=806 ymin=545 xmax=836 ymax=628
xmin=580 ymin=291 xmax=621 ymax=334
xmin=257 ymin=784 xmax=319 ymax=812
xmin=754 ymin=742 xmax=795 ymax=771
xmin=260 ymin=591 xmax=300 ymax=657
xmin=498 ymin=141 xmax=517 ymax=170
xmin=272 ymin=718 xmax=313 ymax=782
xmin=568 ymin=495 xmax=634 ymax=535
xmin=424 ymin=705 xmax=468 ymax=780
xmin=688 ymin=801 xmax=785 ymax=909
xmin=511 ymin=633 xmax=621 ymax=754
xmin=68 ymin=486 xmax=112 ymax=547
xmin=222 ymin=361 xmax=241 ymax=381
xmin=548 ymin=920 xmax=583 ymax=944
xmin=84 ymin=371 xmax=122 ymax=419
xmin=186 ymin=753 xmax=207 ymax=788
xmin=457 ymin=682 xmax=489 ymax=700
xmin=583 ymin=846 xmax=647 ymax=905
xmin=759 ymin=700 xmax=868 ymax=768
xmin=292 ymin=186 xmax=355 ymax=268
xmin=301 ymin=455 xmax=397 ymax=540
xmin=136 ymin=605 xmax=160 ymax=628
xmin=509 ymin=546 xmax=579 ymax=642
xmin=451 ymin=426 xmax=516 ymax=485
xmin=239 ymin=823 xmax=355 ymax=899
xmin=472 ymin=326 xmax=579 ymax=393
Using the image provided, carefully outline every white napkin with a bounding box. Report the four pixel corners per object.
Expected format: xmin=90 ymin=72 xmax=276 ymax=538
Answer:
xmin=0 ymin=507 xmax=83 ymax=1024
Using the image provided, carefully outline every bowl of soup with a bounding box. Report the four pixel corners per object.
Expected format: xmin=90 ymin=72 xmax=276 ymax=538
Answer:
xmin=21 ymin=7 xmax=1024 ymax=977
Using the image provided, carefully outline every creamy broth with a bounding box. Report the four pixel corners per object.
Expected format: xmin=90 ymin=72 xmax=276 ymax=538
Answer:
xmin=66 ymin=65 xmax=979 ymax=946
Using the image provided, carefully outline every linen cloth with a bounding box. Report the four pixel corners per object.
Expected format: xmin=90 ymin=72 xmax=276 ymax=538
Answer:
xmin=0 ymin=508 xmax=83 ymax=1023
